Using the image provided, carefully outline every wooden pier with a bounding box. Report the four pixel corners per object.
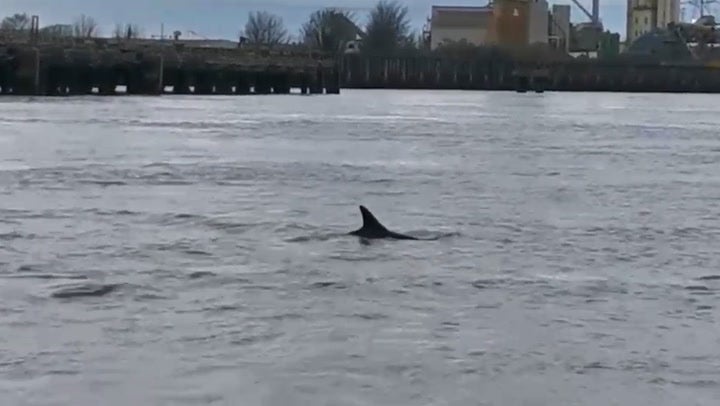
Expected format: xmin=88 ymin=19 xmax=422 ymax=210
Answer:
xmin=0 ymin=39 xmax=341 ymax=96
xmin=340 ymin=53 xmax=720 ymax=93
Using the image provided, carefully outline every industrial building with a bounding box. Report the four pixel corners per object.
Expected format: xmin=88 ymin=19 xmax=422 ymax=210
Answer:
xmin=429 ymin=0 xmax=550 ymax=49
xmin=625 ymin=0 xmax=681 ymax=43
xmin=549 ymin=4 xmax=571 ymax=52
xmin=429 ymin=5 xmax=492 ymax=49
xmin=427 ymin=0 xmax=627 ymax=58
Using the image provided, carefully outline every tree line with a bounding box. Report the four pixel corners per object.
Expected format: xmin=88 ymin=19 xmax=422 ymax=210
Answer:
xmin=242 ymin=0 xmax=423 ymax=54
xmin=0 ymin=12 xmax=145 ymax=40
xmin=1 ymin=0 xmax=422 ymax=52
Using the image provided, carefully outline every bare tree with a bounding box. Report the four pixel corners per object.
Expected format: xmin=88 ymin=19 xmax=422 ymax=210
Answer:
xmin=0 ymin=13 xmax=30 ymax=33
xmin=363 ymin=0 xmax=412 ymax=53
xmin=113 ymin=23 xmax=142 ymax=39
xmin=73 ymin=14 xmax=99 ymax=38
xmin=243 ymin=11 xmax=288 ymax=46
xmin=300 ymin=8 xmax=360 ymax=54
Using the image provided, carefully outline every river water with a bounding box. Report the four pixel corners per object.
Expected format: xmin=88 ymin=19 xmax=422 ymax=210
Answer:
xmin=0 ymin=90 xmax=719 ymax=405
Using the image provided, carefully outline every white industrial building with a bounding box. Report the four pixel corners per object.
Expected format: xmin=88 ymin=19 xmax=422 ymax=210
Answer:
xmin=626 ymin=0 xmax=681 ymax=44
xmin=429 ymin=5 xmax=492 ymax=50
xmin=528 ymin=0 xmax=550 ymax=45
xmin=550 ymin=4 xmax=571 ymax=52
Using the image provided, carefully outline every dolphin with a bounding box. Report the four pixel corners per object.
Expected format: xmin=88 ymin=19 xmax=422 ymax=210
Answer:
xmin=348 ymin=205 xmax=420 ymax=240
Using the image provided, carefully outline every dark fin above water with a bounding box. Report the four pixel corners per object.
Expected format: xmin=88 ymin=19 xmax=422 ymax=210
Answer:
xmin=349 ymin=205 xmax=418 ymax=240
xmin=358 ymin=205 xmax=388 ymax=233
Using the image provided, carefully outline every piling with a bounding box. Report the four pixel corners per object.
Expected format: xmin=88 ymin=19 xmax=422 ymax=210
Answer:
xmin=340 ymin=53 xmax=720 ymax=93
xmin=0 ymin=39 xmax=341 ymax=96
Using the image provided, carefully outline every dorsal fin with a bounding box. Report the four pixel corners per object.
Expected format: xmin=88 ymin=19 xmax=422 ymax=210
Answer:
xmin=359 ymin=205 xmax=388 ymax=232
xmin=349 ymin=205 xmax=420 ymax=240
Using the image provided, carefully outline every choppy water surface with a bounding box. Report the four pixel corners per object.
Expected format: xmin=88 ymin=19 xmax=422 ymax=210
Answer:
xmin=1 ymin=90 xmax=719 ymax=405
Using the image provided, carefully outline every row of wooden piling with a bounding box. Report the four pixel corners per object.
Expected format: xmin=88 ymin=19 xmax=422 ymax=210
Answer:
xmin=4 ymin=43 xmax=720 ymax=95
xmin=340 ymin=54 xmax=720 ymax=93
xmin=0 ymin=44 xmax=341 ymax=96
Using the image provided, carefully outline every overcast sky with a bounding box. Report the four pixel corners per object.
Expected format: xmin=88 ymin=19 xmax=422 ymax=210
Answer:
xmin=1 ymin=0 xmax=681 ymax=41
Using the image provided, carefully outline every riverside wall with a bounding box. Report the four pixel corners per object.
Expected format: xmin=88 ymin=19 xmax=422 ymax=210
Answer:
xmin=0 ymin=39 xmax=340 ymax=96
xmin=340 ymin=53 xmax=720 ymax=93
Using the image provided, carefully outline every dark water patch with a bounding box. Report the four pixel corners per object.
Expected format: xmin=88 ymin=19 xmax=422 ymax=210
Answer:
xmin=475 ymin=302 xmax=502 ymax=309
xmin=696 ymin=275 xmax=720 ymax=281
xmin=5 ymin=273 xmax=88 ymax=280
xmin=1 ymin=209 xmax=73 ymax=220
xmin=134 ymin=293 xmax=170 ymax=301
xmin=471 ymin=279 xmax=500 ymax=290
xmin=50 ymin=283 xmax=120 ymax=299
xmin=205 ymin=304 xmax=244 ymax=313
xmin=17 ymin=264 xmax=47 ymax=273
xmin=671 ymin=226 xmax=706 ymax=238
xmin=351 ymin=312 xmax=388 ymax=320
xmin=204 ymin=218 xmax=268 ymax=234
xmin=189 ymin=271 xmax=216 ymax=279
xmin=138 ymin=176 xmax=195 ymax=186
xmin=77 ymin=179 xmax=127 ymax=187
xmin=327 ymin=252 xmax=395 ymax=262
xmin=247 ymin=312 xmax=303 ymax=321
xmin=309 ymin=281 xmax=348 ymax=290
xmin=144 ymin=240 xmax=212 ymax=256
xmin=184 ymin=249 xmax=213 ymax=256
xmin=214 ymin=180 xmax=254 ymax=187
xmin=685 ymin=285 xmax=711 ymax=292
xmin=153 ymin=212 xmax=206 ymax=226
xmin=85 ymin=208 xmax=140 ymax=216
xmin=365 ymin=178 xmax=396 ymax=184
xmin=670 ymin=379 xmax=720 ymax=388
xmin=405 ymin=281 xmax=443 ymax=289
xmin=47 ymin=369 xmax=80 ymax=376
xmin=243 ymin=284 xmax=279 ymax=291
xmin=230 ymin=332 xmax=283 ymax=346
xmin=285 ymin=232 xmax=347 ymax=243
xmin=180 ymin=333 xmax=220 ymax=343
xmin=141 ymin=162 xmax=173 ymax=169
xmin=570 ymin=361 xmax=615 ymax=375
xmin=0 ymin=231 xmax=37 ymax=241
xmin=127 ymin=119 xmax=238 ymax=129
xmin=274 ymin=222 xmax=317 ymax=234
